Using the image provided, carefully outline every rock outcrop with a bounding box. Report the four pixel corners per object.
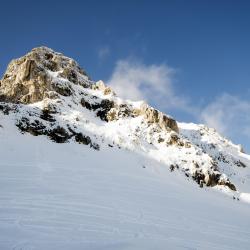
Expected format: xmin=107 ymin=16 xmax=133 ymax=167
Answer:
xmin=92 ymin=80 xmax=114 ymax=96
xmin=139 ymin=104 xmax=179 ymax=133
xmin=0 ymin=47 xmax=91 ymax=104
xmin=106 ymin=103 xmax=179 ymax=133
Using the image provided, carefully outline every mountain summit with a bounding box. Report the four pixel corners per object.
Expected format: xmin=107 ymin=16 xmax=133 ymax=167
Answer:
xmin=0 ymin=47 xmax=91 ymax=103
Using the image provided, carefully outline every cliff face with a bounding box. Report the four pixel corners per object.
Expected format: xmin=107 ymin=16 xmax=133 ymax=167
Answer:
xmin=0 ymin=47 xmax=90 ymax=104
xmin=1 ymin=47 xmax=250 ymax=194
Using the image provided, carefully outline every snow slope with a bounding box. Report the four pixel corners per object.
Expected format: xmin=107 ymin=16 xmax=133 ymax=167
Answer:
xmin=1 ymin=117 xmax=250 ymax=250
xmin=0 ymin=47 xmax=250 ymax=249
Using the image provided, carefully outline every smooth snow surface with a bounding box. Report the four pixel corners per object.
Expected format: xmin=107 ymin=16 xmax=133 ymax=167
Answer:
xmin=0 ymin=119 xmax=250 ymax=250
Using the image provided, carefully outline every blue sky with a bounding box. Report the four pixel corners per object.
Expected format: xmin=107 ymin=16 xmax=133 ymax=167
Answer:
xmin=1 ymin=0 xmax=250 ymax=151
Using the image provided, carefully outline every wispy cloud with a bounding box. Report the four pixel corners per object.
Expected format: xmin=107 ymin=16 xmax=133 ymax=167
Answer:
xmin=107 ymin=57 xmax=250 ymax=149
xmin=107 ymin=58 xmax=193 ymax=113
xmin=200 ymin=93 xmax=250 ymax=140
xmin=97 ymin=46 xmax=110 ymax=60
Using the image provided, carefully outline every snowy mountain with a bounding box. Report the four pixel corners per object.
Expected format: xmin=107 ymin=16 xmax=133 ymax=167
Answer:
xmin=0 ymin=47 xmax=250 ymax=250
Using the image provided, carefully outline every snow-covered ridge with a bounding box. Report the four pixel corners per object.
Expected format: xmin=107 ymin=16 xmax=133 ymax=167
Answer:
xmin=0 ymin=46 xmax=250 ymax=201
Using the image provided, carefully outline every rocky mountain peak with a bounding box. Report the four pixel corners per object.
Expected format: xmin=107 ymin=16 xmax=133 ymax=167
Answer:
xmin=0 ymin=46 xmax=91 ymax=104
xmin=0 ymin=47 xmax=179 ymax=134
xmin=1 ymin=47 xmax=249 ymax=194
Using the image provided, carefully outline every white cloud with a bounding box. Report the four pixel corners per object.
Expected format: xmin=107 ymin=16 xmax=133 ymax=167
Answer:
xmin=97 ymin=46 xmax=110 ymax=60
xmin=107 ymin=58 xmax=192 ymax=112
xmin=200 ymin=93 xmax=250 ymax=140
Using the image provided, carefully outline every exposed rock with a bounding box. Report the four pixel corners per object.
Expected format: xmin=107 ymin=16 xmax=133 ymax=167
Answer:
xmin=51 ymin=81 xmax=73 ymax=97
xmin=218 ymin=179 xmax=237 ymax=191
xmin=48 ymin=126 xmax=70 ymax=143
xmin=167 ymin=132 xmax=185 ymax=146
xmin=92 ymin=80 xmax=115 ymax=96
xmin=105 ymin=102 xmax=179 ymax=133
xmin=106 ymin=104 xmax=133 ymax=121
xmin=16 ymin=117 xmax=68 ymax=142
xmin=157 ymin=137 xmax=164 ymax=143
xmin=204 ymin=172 xmax=220 ymax=187
xmin=0 ymin=47 xmax=91 ymax=104
xmin=167 ymin=133 xmax=179 ymax=145
xmin=0 ymin=103 xmax=14 ymax=115
xmin=80 ymin=98 xmax=92 ymax=110
xmin=59 ymin=67 xmax=78 ymax=84
xmin=235 ymin=160 xmax=247 ymax=168
xmin=91 ymin=142 xmax=100 ymax=150
xmin=75 ymin=133 xmax=91 ymax=145
xmin=16 ymin=116 xmax=100 ymax=149
xmin=184 ymin=142 xmax=191 ymax=148
xmin=192 ymin=170 xmax=206 ymax=188
xmin=141 ymin=105 xmax=179 ymax=133
xmin=40 ymin=109 xmax=56 ymax=122
xmin=106 ymin=108 xmax=117 ymax=121
xmin=71 ymin=129 xmax=100 ymax=150
xmin=16 ymin=118 xmax=46 ymax=136
xmin=80 ymin=96 xmax=115 ymax=122
xmin=191 ymin=169 xmax=236 ymax=191
xmin=132 ymin=108 xmax=142 ymax=117
xmin=43 ymin=91 xmax=60 ymax=99
xmin=169 ymin=164 xmax=179 ymax=172
xmin=96 ymin=99 xmax=114 ymax=121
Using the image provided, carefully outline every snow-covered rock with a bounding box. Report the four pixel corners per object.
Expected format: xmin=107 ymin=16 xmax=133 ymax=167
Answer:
xmin=1 ymin=47 xmax=250 ymax=194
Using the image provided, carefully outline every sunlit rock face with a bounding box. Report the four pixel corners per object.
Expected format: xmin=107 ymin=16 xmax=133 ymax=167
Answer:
xmin=0 ymin=47 xmax=91 ymax=104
